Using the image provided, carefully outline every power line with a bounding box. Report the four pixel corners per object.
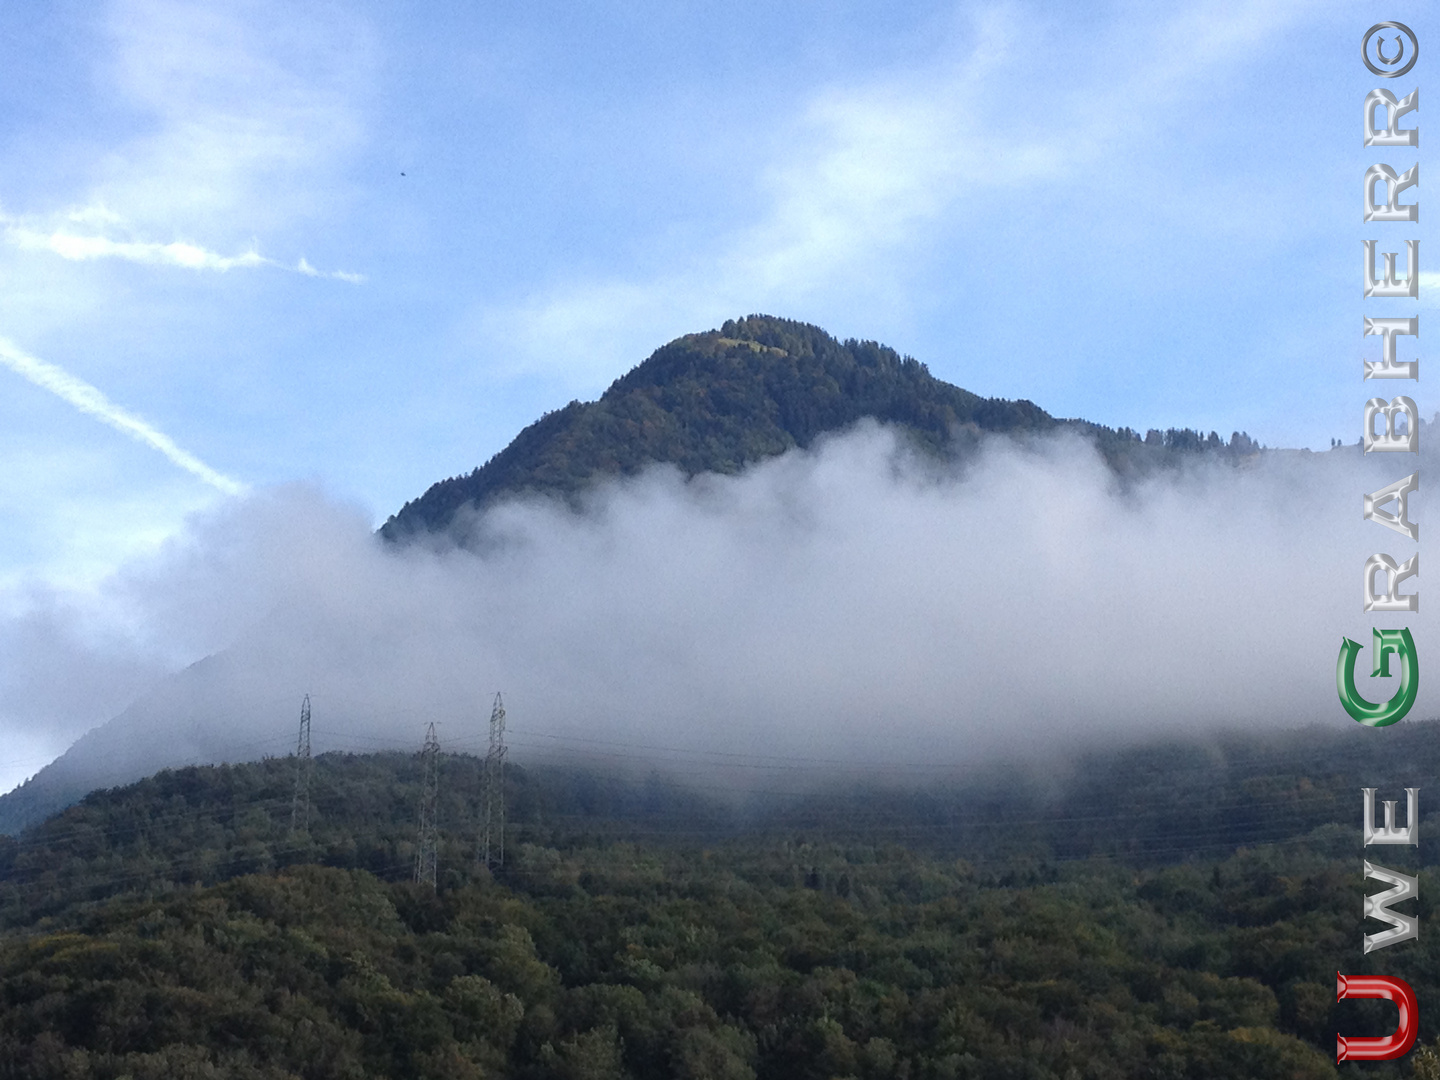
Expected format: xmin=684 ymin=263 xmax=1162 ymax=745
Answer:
xmin=479 ymin=693 xmax=506 ymax=870
xmin=290 ymin=695 xmax=312 ymax=834
xmin=414 ymin=722 xmax=440 ymax=889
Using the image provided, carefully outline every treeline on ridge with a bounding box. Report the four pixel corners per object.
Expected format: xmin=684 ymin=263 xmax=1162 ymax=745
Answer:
xmin=382 ymin=315 xmax=1262 ymax=540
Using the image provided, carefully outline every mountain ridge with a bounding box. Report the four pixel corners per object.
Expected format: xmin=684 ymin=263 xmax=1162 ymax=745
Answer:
xmin=0 ymin=314 xmax=1267 ymax=837
xmin=381 ymin=314 xmax=1258 ymax=540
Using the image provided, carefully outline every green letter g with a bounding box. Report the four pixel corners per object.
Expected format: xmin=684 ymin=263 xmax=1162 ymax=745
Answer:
xmin=1337 ymin=627 xmax=1419 ymax=727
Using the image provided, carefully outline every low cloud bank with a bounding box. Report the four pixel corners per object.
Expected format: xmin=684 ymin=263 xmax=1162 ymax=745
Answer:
xmin=0 ymin=423 xmax=1425 ymax=802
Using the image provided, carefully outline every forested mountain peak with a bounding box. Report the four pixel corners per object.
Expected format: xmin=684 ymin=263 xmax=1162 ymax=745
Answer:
xmin=382 ymin=315 xmax=1241 ymax=541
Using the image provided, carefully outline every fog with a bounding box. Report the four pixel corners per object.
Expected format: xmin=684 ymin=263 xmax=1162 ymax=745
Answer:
xmin=0 ymin=421 xmax=1428 ymax=803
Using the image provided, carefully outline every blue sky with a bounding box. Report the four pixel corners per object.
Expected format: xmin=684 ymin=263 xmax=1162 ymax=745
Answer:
xmin=0 ymin=0 xmax=1424 ymax=587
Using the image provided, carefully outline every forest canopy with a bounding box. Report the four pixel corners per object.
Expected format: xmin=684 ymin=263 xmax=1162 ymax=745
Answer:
xmin=380 ymin=316 xmax=1261 ymax=541
xmin=0 ymin=722 xmax=1435 ymax=1078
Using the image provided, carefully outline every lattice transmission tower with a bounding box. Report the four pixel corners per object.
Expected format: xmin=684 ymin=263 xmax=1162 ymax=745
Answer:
xmin=289 ymin=694 xmax=312 ymax=834
xmin=414 ymin=722 xmax=441 ymax=889
xmin=479 ymin=692 xmax=507 ymax=869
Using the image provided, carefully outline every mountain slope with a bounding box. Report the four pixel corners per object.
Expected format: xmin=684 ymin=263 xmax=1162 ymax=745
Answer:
xmin=0 ymin=731 xmax=1419 ymax=1076
xmin=0 ymin=314 xmax=1266 ymax=835
xmin=382 ymin=315 xmax=1227 ymax=540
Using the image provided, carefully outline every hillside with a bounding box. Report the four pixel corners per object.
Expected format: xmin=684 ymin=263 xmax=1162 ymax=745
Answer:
xmin=5 ymin=720 xmax=1440 ymax=927
xmin=1 ymin=726 xmax=1437 ymax=1078
xmin=381 ymin=315 xmax=1257 ymax=540
xmin=0 ymin=314 xmax=1268 ymax=840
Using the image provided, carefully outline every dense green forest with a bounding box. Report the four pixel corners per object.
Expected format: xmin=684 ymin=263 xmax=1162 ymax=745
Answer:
xmin=381 ymin=316 xmax=1261 ymax=540
xmin=2 ymin=723 xmax=1439 ymax=1078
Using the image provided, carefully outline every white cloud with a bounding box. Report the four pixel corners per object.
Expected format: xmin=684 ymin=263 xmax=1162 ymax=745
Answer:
xmin=66 ymin=205 xmax=126 ymax=227
xmin=0 ymin=458 xmax=218 ymax=597
xmin=95 ymin=0 xmax=370 ymax=232
xmin=2 ymin=219 xmax=365 ymax=282
xmin=0 ymin=1 xmax=371 ymax=301
xmin=7 ymin=226 xmax=267 ymax=271
xmin=0 ymin=337 xmax=246 ymax=495
xmin=2 ymin=425 xmax=1422 ymax=800
xmin=476 ymin=0 xmax=1320 ymax=387
xmin=296 ymin=255 xmax=365 ymax=283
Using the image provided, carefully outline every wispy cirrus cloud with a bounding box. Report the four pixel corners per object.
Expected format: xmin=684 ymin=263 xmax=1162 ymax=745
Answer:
xmin=4 ymin=220 xmax=365 ymax=282
xmin=7 ymin=225 xmax=266 ymax=271
xmin=0 ymin=337 xmax=245 ymax=495
xmin=296 ymin=256 xmax=365 ymax=284
xmin=0 ymin=0 xmax=374 ymax=599
xmin=476 ymin=0 xmax=1318 ymax=387
xmin=97 ymin=0 xmax=370 ymax=231
xmin=0 ymin=0 xmax=371 ymax=297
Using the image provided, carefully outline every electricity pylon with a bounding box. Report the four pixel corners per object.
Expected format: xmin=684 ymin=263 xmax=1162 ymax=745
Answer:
xmin=289 ymin=694 xmax=312 ymax=834
xmin=415 ymin=722 xmax=441 ymax=889
xmin=479 ymin=692 xmax=507 ymax=869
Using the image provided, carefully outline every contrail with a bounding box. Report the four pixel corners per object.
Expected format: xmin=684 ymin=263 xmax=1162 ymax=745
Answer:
xmin=0 ymin=337 xmax=245 ymax=496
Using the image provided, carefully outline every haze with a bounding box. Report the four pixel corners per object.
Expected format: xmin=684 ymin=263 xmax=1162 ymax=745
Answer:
xmin=1 ymin=423 xmax=1423 ymax=798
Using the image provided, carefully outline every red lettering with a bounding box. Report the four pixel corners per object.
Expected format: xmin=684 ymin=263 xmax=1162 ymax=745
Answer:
xmin=1336 ymin=972 xmax=1419 ymax=1061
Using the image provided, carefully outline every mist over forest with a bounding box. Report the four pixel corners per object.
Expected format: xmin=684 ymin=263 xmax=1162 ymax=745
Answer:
xmin=0 ymin=6 xmax=1413 ymax=1072
xmin=0 ymin=319 xmax=1429 ymax=1079
xmin=1 ymin=413 xmax=1424 ymax=826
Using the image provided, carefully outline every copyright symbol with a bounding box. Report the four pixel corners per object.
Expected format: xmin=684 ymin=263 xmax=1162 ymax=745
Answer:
xmin=1363 ymin=22 xmax=1418 ymax=78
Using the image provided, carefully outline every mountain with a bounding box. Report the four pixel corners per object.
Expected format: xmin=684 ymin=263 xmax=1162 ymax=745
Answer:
xmin=0 ymin=651 xmax=279 ymax=838
xmin=381 ymin=314 xmax=1256 ymax=540
xmin=0 ymin=727 xmax=1426 ymax=1077
xmin=0 ymin=314 xmax=1265 ymax=837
